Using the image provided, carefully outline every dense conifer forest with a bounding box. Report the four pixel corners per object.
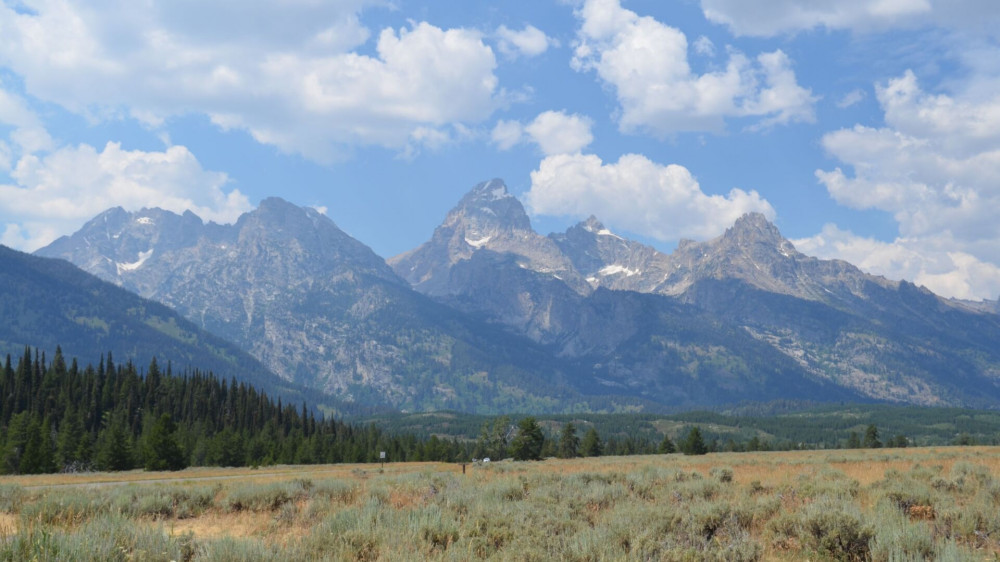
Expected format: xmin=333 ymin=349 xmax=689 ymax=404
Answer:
xmin=5 ymin=346 xmax=997 ymax=476
xmin=0 ymin=347 xmax=474 ymax=474
xmin=0 ymin=346 xmax=691 ymax=475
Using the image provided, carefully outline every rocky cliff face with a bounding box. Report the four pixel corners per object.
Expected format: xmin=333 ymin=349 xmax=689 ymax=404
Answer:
xmin=654 ymin=213 xmax=897 ymax=308
xmin=0 ymin=244 xmax=307 ymax=405
xmin=390 ymin=179 xmax=589 ymax=296
xmin=391 ymin=180 xmax=1000 ymax=408
xmin=550 ymin=216 xmax=672 ymax=293
xmin=38 ymin=198 xmax=588 ymax=412
xmin=37 ymin=180 xmax=1000 ymax=411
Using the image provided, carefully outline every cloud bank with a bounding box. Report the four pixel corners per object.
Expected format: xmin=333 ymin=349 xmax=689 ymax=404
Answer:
xmin=571 ymin=0 xmax=816 ymax=136
xmin=526 ymin=152 xmax=774 ymax=241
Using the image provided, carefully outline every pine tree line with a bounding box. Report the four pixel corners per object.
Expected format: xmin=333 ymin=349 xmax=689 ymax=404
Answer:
xmin=0 ymin=346 xmax=470 ymax=474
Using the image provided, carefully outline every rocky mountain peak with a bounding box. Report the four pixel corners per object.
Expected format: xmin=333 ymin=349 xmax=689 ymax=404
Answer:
xmin=551 ymin=215 xmax=673 ymax=293
xmin=39 ymin=206 xmax=207 ymax=283
xmin=724 ymin=213 xmax=785 ymax=246
xmin=580 ymin=215 xmax=605 ymax=233
xmin=560 ymin=215 xmax=612 ymax=239
xmin=709 ymin=212 xmax=800 ymax=266
xmin=390 ymin=178 xmax=590 ymax=295
xmin=444 ymin=178 xmax=532 ymax=233
xmin=95 ymin=206 xmax=129 ymax=226
xmin=240 ymin=197 xmax=329 ymax=237
xmin=467 ymin=177 xmax=511 ymax=201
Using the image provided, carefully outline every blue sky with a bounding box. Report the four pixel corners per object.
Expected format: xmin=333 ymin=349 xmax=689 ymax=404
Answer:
xmin=2 ymin=0 xmax=1000 ymax=300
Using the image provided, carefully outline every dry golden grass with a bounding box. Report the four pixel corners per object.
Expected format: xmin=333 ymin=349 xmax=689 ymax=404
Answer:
xmin=4 ymin=461 xmax=453 ymax=489
xmin=165 ymin=511 xmax=273 ymax=540
xmin=0 ymin=513 xmax=16 ymax=534
xmin=3 ymin=446 xmax=999 ymax=560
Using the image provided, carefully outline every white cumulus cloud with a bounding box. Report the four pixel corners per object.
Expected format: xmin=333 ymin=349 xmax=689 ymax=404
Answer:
xmin=495 ymin=24 xmax=556 ymax=58
xmin=693 ymin=36 xmax=716 ymax=57
xmin=812 ymin=70 xmax=1000 ymax=299
xmin=794 ymin=225 xmax=1000 ymax=301
xmin=491 ymin=110 xmax=593 ymax=155
xmin=0 ymin=142 xmax=250 ymax=251
xmin=0 ymin=81 xmax=54 ymax=155
xmin=490 ymin=120 xmax=525 ymax=151
xmin=700 ymin=0 xmax=1000 ymax=37
xmin=571 ymin=0 xmax=816 ymax=136
xmin=525 ymin=152 xmax=774 ymax=241
xmin=701 ymin=0 xmax=931 ymax=36
xmin=0 ymin=140 xmax=10 ymax=171
xmin=837 ymin=89 xmax=867 ymax=108
xmin=0 ymin=2 xmax=501 ymax=162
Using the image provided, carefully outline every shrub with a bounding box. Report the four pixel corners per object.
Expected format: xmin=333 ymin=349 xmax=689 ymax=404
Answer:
xmin=224 ymin=481 xmax=308 ymax=512
xmin=710 ymin=466 xmax=734 ymax=483
xmin=877 ymin=478 xmax=934 ymax=516
xmin=0 ymin=513 xmax=189 ymax=561
xmin=312 ymin=479 xmax=357 ymax=504
xmin=869 ymin=503 xmax=934 ymax=562
xmin=801 ymin=497 xmax=874 ymax=561
xmin=0 ymin=484 xmax=25 ymax=513
xmin=198 ymin=537 xmax=288 ymax=561
xmin=19 ymin=491 xmax=111 ymax=526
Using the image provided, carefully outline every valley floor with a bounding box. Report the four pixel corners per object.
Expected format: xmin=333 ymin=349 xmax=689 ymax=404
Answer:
xmin=2 ymin=447 xmax=999 ymax=560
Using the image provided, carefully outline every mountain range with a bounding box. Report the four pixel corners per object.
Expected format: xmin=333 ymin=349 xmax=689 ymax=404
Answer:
xmin=32 ymin=179 xmax=1000 ymax=412
xmin=0 ymin=245 xmax=308 ymax=405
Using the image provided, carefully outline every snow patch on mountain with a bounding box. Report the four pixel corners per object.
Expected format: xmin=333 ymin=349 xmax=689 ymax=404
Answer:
xmin=465 ymin=235 xmax=492 ymax=248
xmin=117 ymin=248 xmax=154 ymax=274
xmin=599 ymin=264 xmax=640 ymax=277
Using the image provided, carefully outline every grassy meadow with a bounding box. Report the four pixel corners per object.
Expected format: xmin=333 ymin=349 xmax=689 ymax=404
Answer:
xmin=2 ymin=447 xmax=1000 ymax=560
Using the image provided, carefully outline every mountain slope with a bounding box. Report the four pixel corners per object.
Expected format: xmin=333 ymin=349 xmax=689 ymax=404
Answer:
xmin=37 ymin=199 xmax=604 ymax=413
xmin=393 ymin=180 xmax=1000 ymax=409
xmin=390 ymin=179 xmax=590 ymax=295
xmin=40 ymin=181 xmax=1000 ymax=411
xmin=390 ymin=183 xmax=869 ymax=406
xmin=0 ymin=245 xmax=299 ymax=400
xmin=550 ymin=216 xmax=672 ymax=293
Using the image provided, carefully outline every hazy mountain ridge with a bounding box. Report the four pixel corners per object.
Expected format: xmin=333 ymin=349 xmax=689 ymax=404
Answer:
xmin=390 ymin=180 xmax=1000 ymax=408
xmin=37 ymin=197 xmax=614 ymax=413
xmin=389 ymin=179 xmax=590 ymax=296
xmin=549 ymin=215 xmax=673 ymax=293
xmin=35 ymin=179 xmax=1000 ymax=411
xmin=0 ymin=245 xmax=307 ymax=404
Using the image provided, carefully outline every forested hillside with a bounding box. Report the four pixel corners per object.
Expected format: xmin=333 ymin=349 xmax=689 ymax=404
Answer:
xmin=0 ymin=245 xmax=308 ymax=407
xmin=0 ymin=347 xmax=467 ymax=475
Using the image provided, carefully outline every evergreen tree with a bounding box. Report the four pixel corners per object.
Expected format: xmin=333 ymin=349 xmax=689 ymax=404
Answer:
xmin=680 ymin=426 xmax=708 ymax=456
xmin=863 ymin=425 xmax=882 ymax=448
xmin=658 ymin=433 xmax=676 ymax=454
xmin=56 ymin=409 xmax=85 ymax=469
xmin=96 ymin=412 xmax=134 ymax=471
xmin=2 ymin=412 xmax=31 ymax=474
xmin=886 ymin=434 xmax=909 ymax=448
xmin=143 ymin=414 xmax=187 ymax=471
xmin=0 ymin=345 xmax=495 ymax=473
xmin=580 ymin=427 xmax=603 ymax=457
xmin=953 ymin=433 xmax=975 ymax=446
xmin=510 ymin=417 xmax=544 ymax=461
xmin=36 ymin=416 xmax=57 ymax=473
xmin=557 ymin=422 xmax=580 ymax=459
xmin=476 ymin=416 xmax=511 ymax=460
xmin=846 ymin=431 xmax=861 ymax=449
xmin=209 ymin=428 xmax=245 ymax=467
xmin=19 ymin=415 xmax=47 ymax=474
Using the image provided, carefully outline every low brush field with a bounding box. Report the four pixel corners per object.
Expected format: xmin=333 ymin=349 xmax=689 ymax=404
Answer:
xmin=2 ymin=447 xmax=1000 ymax=560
